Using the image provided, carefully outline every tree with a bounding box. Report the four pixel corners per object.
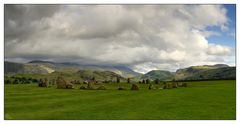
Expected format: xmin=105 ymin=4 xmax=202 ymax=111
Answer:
xmin=146 ymin=79 xmax=150 ymax=84
xmin=154 ymin=79 xmax=159 ymax=84
xmin=13 ymin=79 xmax=19 ymax=84
xmin=117 ymin=77 xmax=120 ymax=83
xmin=127 ymin=78 xmax=130 ymax=83
xmin=5 ymin=79 xmax=11 ymax=84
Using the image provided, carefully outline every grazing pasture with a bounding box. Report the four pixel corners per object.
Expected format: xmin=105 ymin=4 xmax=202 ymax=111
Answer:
xmin=4 ymin=80 xmax=235 ymax=120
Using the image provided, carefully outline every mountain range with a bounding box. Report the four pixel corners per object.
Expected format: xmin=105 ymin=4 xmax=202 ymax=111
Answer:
xmin=5 ymin=60 xmax=140 ymax=78
xmin=174 ymin=64 xmax=236 ymax=81
xmin=4 ymin=60 xmax=236 ymax=81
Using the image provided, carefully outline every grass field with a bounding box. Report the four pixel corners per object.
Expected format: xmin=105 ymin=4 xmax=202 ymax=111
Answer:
xmin=4 ymin=80 xmax=236 ymax=120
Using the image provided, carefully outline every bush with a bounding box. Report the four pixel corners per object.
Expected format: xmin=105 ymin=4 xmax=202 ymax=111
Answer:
xmin=131 ymin=84 xmax=139 ymax=90
xmin=97 ymin=85 xmax=106 ymax=90
xmin=5 ymin=79 xmax=11 ymax=84
xmin=13 ymin=79 xmax=19 ymax=84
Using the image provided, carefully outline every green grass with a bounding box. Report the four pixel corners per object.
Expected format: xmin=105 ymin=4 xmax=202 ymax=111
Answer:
xmin=4 ymin=80 xmax=236 ymax=120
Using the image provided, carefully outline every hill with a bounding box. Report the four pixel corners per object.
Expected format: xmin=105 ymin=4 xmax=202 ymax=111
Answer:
xmin=174 ymin=64 xmax=236 ymax=81
xmin=5 ymin=61 xmax=236 ymax=82
xmin=77 ymin=70 xmax=125 ymax=82
xmin=140 ymin=70 xmax=174 ymax=81
xmin=4 ymin=61 xmax=54 ymax=74
xmin=5 ymin=60 xmax=140 ymax=78
xmin=28 ymin=60 xmax=140 ymax=78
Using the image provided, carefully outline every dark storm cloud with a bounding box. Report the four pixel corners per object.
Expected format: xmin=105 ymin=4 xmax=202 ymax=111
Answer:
xmin=5 ymin=5 xmax=61 ymax=42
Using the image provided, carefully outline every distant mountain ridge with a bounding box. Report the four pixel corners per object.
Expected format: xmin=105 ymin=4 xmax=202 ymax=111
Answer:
xmin=5 ymin=60 xmax=141 ymax=78
xmin=136 ymin=64 xmax=235 ymax=81
xmin=174 ymin=64 xmax=235 ymax=81
xmin=5 ymin=61 xmax=236 ymax=81
xmin=140 ymin=70 xmax=174 ymax=81
xmin=4 ymin=61 xmax=54 ymax=74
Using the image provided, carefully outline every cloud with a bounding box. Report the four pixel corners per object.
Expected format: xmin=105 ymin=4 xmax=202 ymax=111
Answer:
xmin=4 ymin=5 xmax=235 ymax=73
xmin=207 ymin=44 xmax=231 ymax=56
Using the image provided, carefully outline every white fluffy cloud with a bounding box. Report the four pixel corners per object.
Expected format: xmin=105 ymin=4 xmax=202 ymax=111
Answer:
xmin=5 ymin=5 xmax=235 ymax=73
xmin=207 ymin=44 xmax=231 ymax=55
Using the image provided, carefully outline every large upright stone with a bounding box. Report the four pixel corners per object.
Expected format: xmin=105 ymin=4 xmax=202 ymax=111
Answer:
xmin=56 ymin=76 xmax=73 ymax=89
xmin=131 ymin=84 xmax=139 ymax=90
xmin=38 ymin=78 xmax=49 ymax=88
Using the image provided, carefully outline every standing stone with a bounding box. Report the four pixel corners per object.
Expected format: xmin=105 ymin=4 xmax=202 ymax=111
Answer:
xmin=56 ymin=76 xmax=73 ymax=89
xmin=148 ymin=84 xmax=155 ymax=90
xmin=131 ymin=84 xmax=139 ymax=90
xmin=87 ymin=82 xmax=95 ymax=90
xmin=172 ymin=82 xmax=178 ymax=88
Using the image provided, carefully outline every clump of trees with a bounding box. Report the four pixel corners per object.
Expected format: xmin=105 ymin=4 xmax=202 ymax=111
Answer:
xmin=4 ymin=76 xmax=39 ymax=84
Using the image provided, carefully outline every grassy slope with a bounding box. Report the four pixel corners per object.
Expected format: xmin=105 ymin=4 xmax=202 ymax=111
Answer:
xmin=175 ymin=67 xmax=236 ymax=81
xmin=8 ymin=70 xmax=126 ymax=83
xmin=4 ymin=80 xmax=235 ymax=120
xmin=141 ymin=70 xmax=174 ymax=81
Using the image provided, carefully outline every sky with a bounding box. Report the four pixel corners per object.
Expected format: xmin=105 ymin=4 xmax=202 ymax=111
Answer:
xmin=4 ymin=4 xmax=236 ymax=73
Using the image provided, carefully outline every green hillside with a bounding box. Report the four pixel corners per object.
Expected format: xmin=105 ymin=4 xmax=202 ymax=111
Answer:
xmin=5 ymin=69 xmax=126 ymax=84
xmin=5 ymin=60 xmax=140 ymax=78
xmin=141 ymin=70 xmax=174 ymax=81
xmin=4 ymin=61 xmax=53 ymax=74
xmin=175 ymin=65 xmax=236 ymax=81
xmin=77 ymin=70 xmax=125 ymax=82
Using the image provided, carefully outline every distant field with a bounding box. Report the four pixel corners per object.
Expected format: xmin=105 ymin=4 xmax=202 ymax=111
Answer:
xmin=4 ymin=80 xmax=236 ymax=120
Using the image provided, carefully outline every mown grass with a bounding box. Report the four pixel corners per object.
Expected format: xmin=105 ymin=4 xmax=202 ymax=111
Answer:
xmin=4 ymin=80 xmax=235 ymax=120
